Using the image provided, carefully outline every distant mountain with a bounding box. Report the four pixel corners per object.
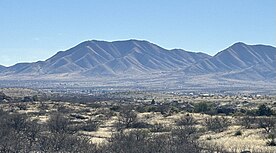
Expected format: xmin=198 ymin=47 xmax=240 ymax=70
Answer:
xmin=0 ymin=40 xmax=275 ymax=81
xmin=0 ymin=65 xmax=6 ymax=71
xmin=184 ymin=42 xmax=276 ymax=80
xmin=0 ymin=40 xmax=210 ymax=76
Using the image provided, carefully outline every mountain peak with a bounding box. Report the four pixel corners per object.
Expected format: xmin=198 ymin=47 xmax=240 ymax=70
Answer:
xmin=86 ymin=39 xmax=150 ymax=44
xmin=232 ymin=42 xmax=247 ymax=46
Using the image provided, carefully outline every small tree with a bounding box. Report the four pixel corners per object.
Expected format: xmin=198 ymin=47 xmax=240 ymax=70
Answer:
xmin=257 ymin=104 xmax=273 ymax=116
xmin=117 ymin=108 xmax=138 ymax=130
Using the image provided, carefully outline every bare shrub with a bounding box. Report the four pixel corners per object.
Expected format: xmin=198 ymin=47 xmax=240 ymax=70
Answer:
xmin=78 ymin=118 xmax=101 ymax=131
xmin=240 ymin=116 xmax=257 ymax=129
xmin=205 ymin=116 xmax=230 ymax=132
xmin=116 ymin=108 xmax=138 ymax=130
xmin=47 ymin=113 xmax=70 ymax=133
xmin=176 ymin=114 xmax=197 ymax=126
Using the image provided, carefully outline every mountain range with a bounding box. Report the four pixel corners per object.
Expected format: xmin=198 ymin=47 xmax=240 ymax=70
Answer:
xmin=0 ymin=40 xmax=275 ymax=81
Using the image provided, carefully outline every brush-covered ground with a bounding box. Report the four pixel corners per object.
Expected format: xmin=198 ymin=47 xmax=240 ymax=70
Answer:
xmin=0 ymin=88 xmax=276 ymax=153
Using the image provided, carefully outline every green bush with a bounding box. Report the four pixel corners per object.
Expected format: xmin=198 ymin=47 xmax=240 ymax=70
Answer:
xmin=234 ymin=130 xmax=242 ymax=136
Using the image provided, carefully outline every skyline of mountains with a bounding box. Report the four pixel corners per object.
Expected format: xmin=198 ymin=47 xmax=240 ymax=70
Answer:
xmin=184 ymin=42 xmax=276 ymax=80
xmin=0 ymin=40 xmax=275 ymax=81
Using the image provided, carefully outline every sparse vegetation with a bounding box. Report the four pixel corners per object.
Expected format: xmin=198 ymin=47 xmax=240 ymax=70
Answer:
xmin=205 ymin=116 xmax=230 ymax=132
xmin=0 ymin=89 xmax=276 ymax=152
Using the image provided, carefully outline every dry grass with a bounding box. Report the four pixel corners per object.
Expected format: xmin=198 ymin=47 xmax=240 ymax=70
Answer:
xmin=1 ymin=96 xmax=275 ymax=152
xmin=200 ymin=126 xmax=276 ymax=152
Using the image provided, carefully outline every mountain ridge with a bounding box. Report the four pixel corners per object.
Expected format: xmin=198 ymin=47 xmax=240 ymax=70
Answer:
xmin=184 ymin=42 xmax=275 ymax=77
xmin=0 ymin=40 xmax=275 ymax=81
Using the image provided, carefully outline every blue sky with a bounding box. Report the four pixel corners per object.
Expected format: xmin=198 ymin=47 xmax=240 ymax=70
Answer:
xmin=0 ymin=0 xmax=275 ymax=66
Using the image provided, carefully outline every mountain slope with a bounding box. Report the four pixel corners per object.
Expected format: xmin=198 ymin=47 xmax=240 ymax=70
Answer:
xmin=184 ymin=42 xmax=276 ymax=80
xmin=0 ymin=65 xmax=6 ymax=72
xmin=1 ymin=40 xmax=211 ymax=76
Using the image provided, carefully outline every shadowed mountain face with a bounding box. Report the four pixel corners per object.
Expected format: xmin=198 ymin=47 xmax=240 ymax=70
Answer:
xmin=0 ymin=40 xmax=275 ymax=81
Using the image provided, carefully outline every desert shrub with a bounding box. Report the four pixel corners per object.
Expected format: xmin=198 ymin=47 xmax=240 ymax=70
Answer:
xmin=57 ymin=105 xmax=74 ymax=113
xmin=78 ymin=119 xmax=100 ymax=131
xmin=0 ymin=92 xmax=12 ymax=102
xmin=151 ymin=99 xmax=155 ymax=105
xmin=150 ymin=123 xmax=171 ymax=132
xmin=0 ymin=110 xmax=40 ymax=152
xmin=257 ymin=104 xmax=273 ymax=116
xmin=106 ymin=129 xmax=202 ymax=153
xmin=216 ymin=106 xmax=236 ymax=115
xmin=135 ymin=105 xmax=147 ymax=113
xmin=116 ymin=108 xmax=138 ymax=130
xmin=86 ymin=103 xmax=103 ymax=108
xmin=82 ymin=108 xmax=91 ymax=112
xmin=145 ymin=106 xmax=158 ymax=112
xmin=93 ymin=108 xmax=114 ymax=119
xmin=266 ymin=132 xmax=276 ymax=146
xmin=194 ymin=102 xmax=209 ymax=113
xmin=172 ymin=126 xmax=198 ymax=141
xmin=38 ymin=132 xmax=97 ymax=153
xmin=169 ymin=106 xmax=180 ymax=114
xmin=70 ymin=113 xmax=88 ymax=120
xmin=200 ymin=142 xmax=231 ymax=153
xmin=131 ymin=121 xmax=153 ymax=129
xmin=30 ymin=110 xmax=47 ymax=116
xmin=140 ymin=105 xmax=173 ymax=114
xmin=0 ymin=109 xmax=7 ymax=116
xmin=234 ymin=130 xmax=242 ymax=136
xmin=205 ymin=116 xmax=230 ymax=132
xmin=240 ymin=116 xmax=257 ymax=128
xmin=0 ymin=109 xmax=98 ymax=152
xmin=38 ymin=102 xmax=49 ymax=110
xmin=110 ymin=105 xmax=121 ymax=111
xmin=146 ymin=134 xmax=172 ymax=153
xmin=107 ymin=130 xmax=149 ymax=153
xmin=16 ymin=103 xmax=28 ymax=110
xmin=176 ymin=114 xmax=197 ymax=126
xmin=193 ymin=102 xmax=216 ymax=115
xmin=245 ymin=109 xmax=258 ymax=116
xmin=257 ymin=117 xmax=276 ymax=133
xmin=265 ymin=120 xmax=276 ymax=146
xmin=170 ymin=126 xmax=201 ymax=153
xmin=5 ymin=113 xmax=28 ymax=132
xmin=21 ymin=96 xmax=33 ymax=102
xmin=206 ymin=136 xmax=212 ymax=140
xmin=47 ymin=113 xmax=70 ymax=133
